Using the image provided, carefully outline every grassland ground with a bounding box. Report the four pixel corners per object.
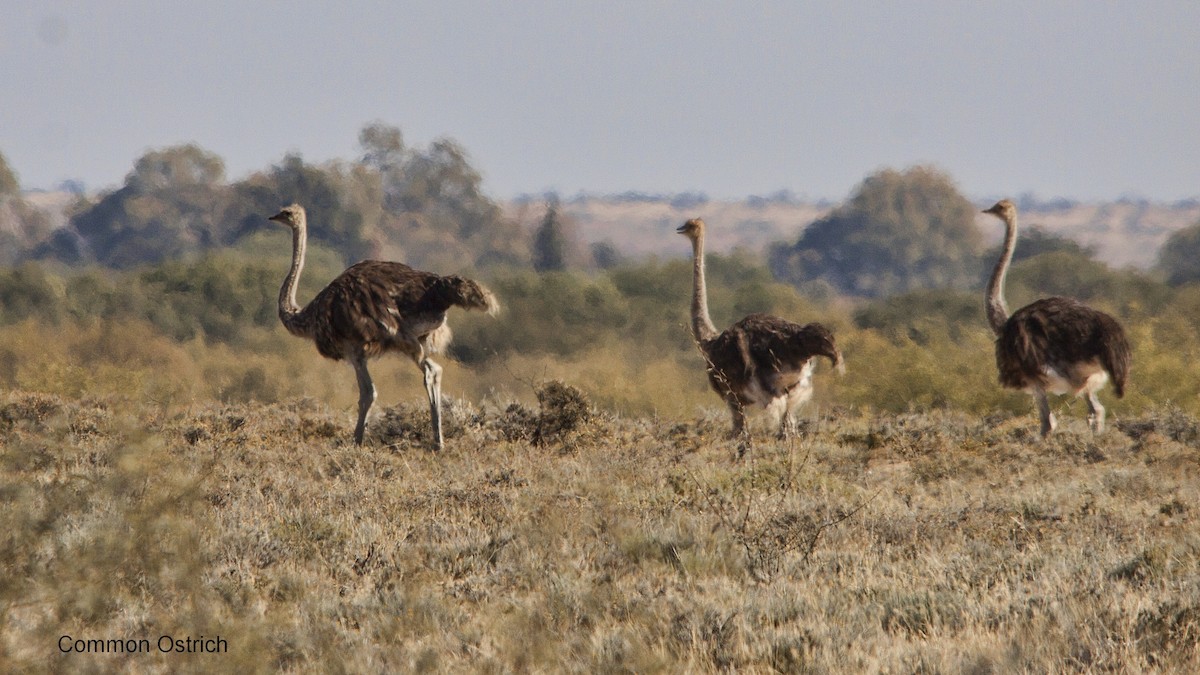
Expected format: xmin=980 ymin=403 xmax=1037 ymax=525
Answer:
xmin=1 ymin=387 xmax=1198 ymax=673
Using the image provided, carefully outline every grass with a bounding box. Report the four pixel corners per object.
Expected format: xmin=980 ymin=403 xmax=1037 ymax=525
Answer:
xmin=2 ymin=386 xmax=1197 ymax=673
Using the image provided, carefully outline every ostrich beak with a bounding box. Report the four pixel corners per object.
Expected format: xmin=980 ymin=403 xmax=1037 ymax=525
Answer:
xmin=268 ymin=212 xmax=285 ymax=223
xmin=675 ymin=224 xmax=688 ymax=234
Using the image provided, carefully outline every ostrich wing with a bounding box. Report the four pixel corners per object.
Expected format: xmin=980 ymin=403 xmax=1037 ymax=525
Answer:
xmin=300 ymin=261 xmax=464 ymax=360
xmin=734 ymin=314 xmax=842 ymax=372
xmin=702 ymin=314 xmax=842 ymax=398
xmin=997 ymin=297 xmax=1130 ymax=397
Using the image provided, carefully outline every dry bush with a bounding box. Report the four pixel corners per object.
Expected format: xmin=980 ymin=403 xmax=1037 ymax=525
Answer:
xmin=504 ymin=379 xmax=598 ymax=449
xmin=1117 ymin=404 xmax=1200 ymax=445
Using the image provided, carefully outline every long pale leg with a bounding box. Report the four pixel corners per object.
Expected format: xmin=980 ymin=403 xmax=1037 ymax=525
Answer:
xmin=778 ymin=363 xmax=815 ymax=440
xmin=352 ymin=357 xmax=377 ymax=445
xmin=768 ymin=396 xmax=794 ymax=440
xmin=1086 ymin=391 xmax=1106 ymax=433
xmin=422 ymin=358 xmax=444 ymax=450
xmin=1034 ymin=388 xmax=1056 ymax=438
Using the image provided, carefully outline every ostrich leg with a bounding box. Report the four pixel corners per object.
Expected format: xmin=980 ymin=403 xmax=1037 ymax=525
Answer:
xmin=422 ymin=358 xmax=444 ymax=450
xmin=777 ymin=360 xmax=815 ymax=440
xmin=352 ymin=356 xmax=377 ymax=445
xmin=766 ymin=395 xmax=797 ymax=440
xmin=725 ymin=397 xmax=751 ymax=458
xmin=1034 ymin=388 xmax=1056 ymax=438
xmin=726 ymin=397 xmax=747 ymax=438
xmin=1086 ymin=391 xmax=1106 ymax=433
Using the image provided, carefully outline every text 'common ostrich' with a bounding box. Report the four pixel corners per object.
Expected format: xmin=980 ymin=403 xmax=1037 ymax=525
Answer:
xmin=678 ymin=218 xmax=844 ymax=453
xmin=983 ymin=199 xmax=1130 ymax=437
xmin=269 ymin=204 xmax=498 ymax=449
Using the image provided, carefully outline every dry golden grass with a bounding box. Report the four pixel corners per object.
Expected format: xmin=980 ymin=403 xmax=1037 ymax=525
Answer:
xmin=2 ymin=385 xmax=1197 ymax=673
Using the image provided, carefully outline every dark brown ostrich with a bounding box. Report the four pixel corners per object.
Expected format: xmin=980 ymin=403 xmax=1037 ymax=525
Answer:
xmin=983 ymin=199 xmax=1130 ymax=437
xmin=677 ymin=218 xmax=844 ymax=451
xmin=268 ymin=204 xmax=498 ymax=449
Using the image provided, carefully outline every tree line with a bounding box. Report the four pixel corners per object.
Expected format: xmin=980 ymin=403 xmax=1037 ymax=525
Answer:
xmin=3 ymin=122 xmax=1200 ymax=300
xmin=4 ymin=122 xmax=1200 ymax=415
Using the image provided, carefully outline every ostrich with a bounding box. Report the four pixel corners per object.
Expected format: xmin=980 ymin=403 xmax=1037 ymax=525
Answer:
xmin=268 ymin=204 xmax=498 ymax=449
xmin=982 ymin=199 xmax=1130 ymax=437
xmin=677 ymin=218 xmax=844 ymax=450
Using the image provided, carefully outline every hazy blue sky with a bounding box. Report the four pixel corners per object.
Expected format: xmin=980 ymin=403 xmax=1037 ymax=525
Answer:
xmin=3 ymin=1 xmax=1198 ymax=201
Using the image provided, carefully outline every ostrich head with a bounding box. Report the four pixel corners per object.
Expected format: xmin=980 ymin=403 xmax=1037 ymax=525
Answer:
xmin=676 ymin=217 xmax=705 ymax=239
xmin=268 ymin=204 xmax=307 ymax=229
xmin=983 ymin=199 xmax=1016 ymax=221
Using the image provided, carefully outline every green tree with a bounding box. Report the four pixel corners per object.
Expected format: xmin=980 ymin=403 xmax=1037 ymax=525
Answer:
xmin=990 ymin=225 xmax=1095 ymax=265
xmin=855 ymin=289 xmax=980 ymax=345
xmin=590 ymin=241 xmax=623 ymax=270
xmin=29 ymin=123 xmax=528 ymax=273
xmin=769 ymin=165 xmax=982 ymax=297
xmin=0 ymin=263 xmax=65 ymax=323
xmin=43 ymin=144 xmax=232 ymax=267
xmin=1007 ymin=252 xmax=1171 ymax=319
xmin=231 ymin=152 xmax=382 ymax=265
xmin=375 ymin=134 xmax=529 ymax=269
xmin=1156 ymin=220 xmax=1200 ymax=287
xmin=532 ymin=202 xmax=566 ymax=272
xmin=127 ymin=144 xmax=225 ymax=192
xmin=532 ymin=197 xmax=586 ymax=272
xmin=0 ymin=150 xmax=56 ymax=264
xmin=359 ymin=122 xmax=407 ymax=172
xmin=451 ymin=269 xmax=630 ymax=361
xmin=359 ymin=122 xmax=410 ymax=217
xmin=137 ymin=252 xmax=280 ymax=343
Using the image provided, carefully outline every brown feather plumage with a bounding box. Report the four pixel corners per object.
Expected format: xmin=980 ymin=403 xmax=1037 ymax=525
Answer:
xmin=984 ymin=199 xmax=1130 ymax=437
xmin=996 ymin=297 xmax=1130 ymax=397
xmin=269 ymin=204 xmax=497 ymax=448
xmin=296 ymin=260 xmax=498 ymax=361
xmin=678 ymin=218 xmax=843 ymax=447
xmin=703 ymin=314 xmax=843 ymax=402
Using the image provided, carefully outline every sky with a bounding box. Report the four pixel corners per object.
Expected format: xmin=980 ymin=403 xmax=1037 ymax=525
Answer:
xmin=2 ymin=1 xmax=1198 ymax=202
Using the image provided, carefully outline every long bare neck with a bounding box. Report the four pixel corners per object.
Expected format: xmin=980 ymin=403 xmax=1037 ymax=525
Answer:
xmin=688 ymin=232 xmax=719 ymax=342
xmin=279 ymin=224 xmax=309 ymax=336
xmin=986 ymin=212 xmax=1017 ymax=336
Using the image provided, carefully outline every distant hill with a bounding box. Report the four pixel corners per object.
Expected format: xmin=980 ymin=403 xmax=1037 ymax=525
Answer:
xmin=14 ymin=190 xmax=1200 ymax=271
xmin=508 ymin=194 xmax=1200 ymax=270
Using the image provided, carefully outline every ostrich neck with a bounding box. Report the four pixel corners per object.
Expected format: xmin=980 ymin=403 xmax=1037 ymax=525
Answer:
xmin=279 ymin=224 xmax=309 ymax=336
xmin=689 ymin=232 xmax=719 ymax=342
xmin=986 ymin=214 xmax=1017 ymax=336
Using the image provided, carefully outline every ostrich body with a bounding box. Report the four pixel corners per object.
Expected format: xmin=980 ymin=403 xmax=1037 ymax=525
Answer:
xmin=983 ymin=199 xmax=1130 ymax=437
xmin=677 ymin=218 xmax=844 ymax=447
xmin=269 ymin=204 xmax=498 ymax=449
